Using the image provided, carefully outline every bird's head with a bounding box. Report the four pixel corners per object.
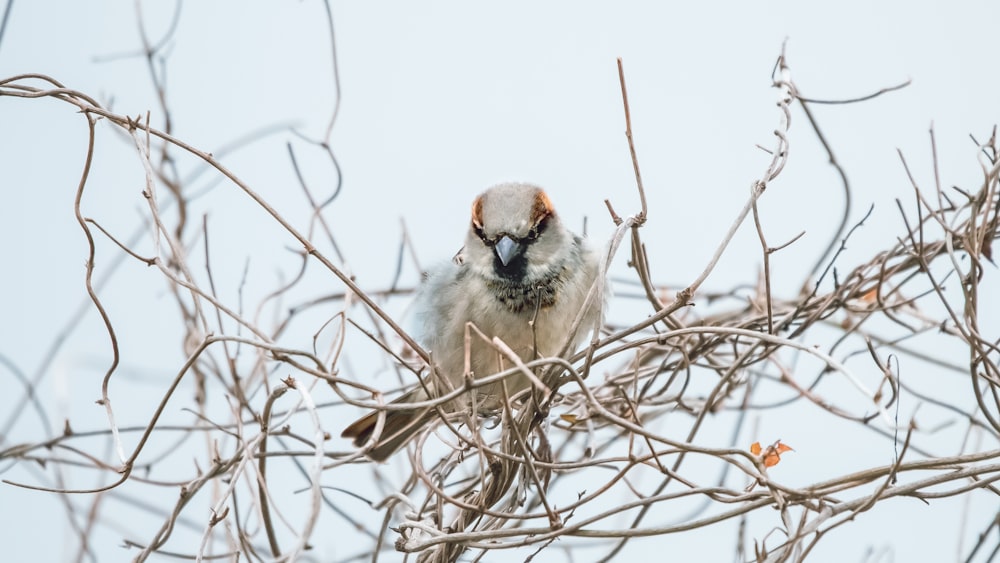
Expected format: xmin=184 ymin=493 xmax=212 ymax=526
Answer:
xmin=466 ymin=182 xmax=568 ymax=283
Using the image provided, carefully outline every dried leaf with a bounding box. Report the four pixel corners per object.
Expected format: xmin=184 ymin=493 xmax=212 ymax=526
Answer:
xmin=750 ymin=440 xmax=794 ymax=467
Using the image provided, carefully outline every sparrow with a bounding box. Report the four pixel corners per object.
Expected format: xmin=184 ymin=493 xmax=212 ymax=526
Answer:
xmin=341 ymin=182 xmax=603 ymax=461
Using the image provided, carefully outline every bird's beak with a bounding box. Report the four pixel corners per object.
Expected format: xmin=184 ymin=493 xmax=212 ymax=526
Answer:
xmin=494 ymin=236 xmax=520 ymax=266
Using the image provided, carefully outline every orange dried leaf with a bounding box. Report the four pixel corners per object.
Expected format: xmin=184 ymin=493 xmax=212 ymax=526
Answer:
xmin=751 ymin=440 xmax=794 ymax=467
xmin=560 ymin=413 xmax=579 ymax=425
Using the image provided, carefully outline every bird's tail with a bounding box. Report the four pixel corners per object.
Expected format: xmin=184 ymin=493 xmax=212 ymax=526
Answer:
xmin=340 ymin=388 xmax=440 ymax=461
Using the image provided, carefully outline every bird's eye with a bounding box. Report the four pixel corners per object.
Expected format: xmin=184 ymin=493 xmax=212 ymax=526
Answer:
xmin=526 ymin=215 xmax=549 ymax=241
xmin=473 ymin=225 xmax=492 ymax=245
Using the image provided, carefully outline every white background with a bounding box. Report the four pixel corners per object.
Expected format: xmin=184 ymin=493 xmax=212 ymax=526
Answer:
xmin=2 ymin=1 xmax=998 ymax=561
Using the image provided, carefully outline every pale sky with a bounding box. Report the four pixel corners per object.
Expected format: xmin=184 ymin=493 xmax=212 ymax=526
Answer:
xmin=2 ymin=1 xmax=998 ymax=561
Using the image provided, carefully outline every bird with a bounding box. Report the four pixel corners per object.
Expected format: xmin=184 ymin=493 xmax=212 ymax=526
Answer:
xmin=341 ymin=182 xmax=604 ymax=461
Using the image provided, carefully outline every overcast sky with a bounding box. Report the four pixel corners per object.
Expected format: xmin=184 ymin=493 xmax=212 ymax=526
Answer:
xmin=2 ymin=1 xmax=999 ymax=561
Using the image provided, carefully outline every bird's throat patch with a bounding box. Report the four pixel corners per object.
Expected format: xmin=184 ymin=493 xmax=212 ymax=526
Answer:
xmin=483 ymin=268 xmax=565 ymax=313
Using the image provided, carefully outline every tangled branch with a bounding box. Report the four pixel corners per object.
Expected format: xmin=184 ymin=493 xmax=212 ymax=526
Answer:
xmin=1 ymin=39 xmax=998 ymax=563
